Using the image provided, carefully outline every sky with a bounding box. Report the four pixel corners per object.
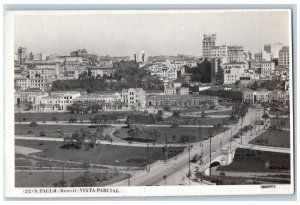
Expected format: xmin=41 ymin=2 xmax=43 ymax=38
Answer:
xmin=14 ymin=10 xmax=291 ymax=57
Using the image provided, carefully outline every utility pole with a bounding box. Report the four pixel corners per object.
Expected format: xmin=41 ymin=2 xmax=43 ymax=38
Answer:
xmin=146 ymin=132 xmax=149 ymax=172
xmin=165 ymin=133 xmax=168 ymax=163
xmin=128 ymin=175 xmax=130 ymax=186
xmin=188 ymin=141 xmax=191 ymax=185
xmin=240 ymin=116 xmax=243 ymax=145
xmin=220 ymin=139 xmax=222 ymax=155
xmin=209 ymin=132 xmax=212 ymax=176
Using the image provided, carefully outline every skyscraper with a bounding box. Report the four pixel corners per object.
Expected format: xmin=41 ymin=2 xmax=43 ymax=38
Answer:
xmin=202 ymin=34 xmax=216 ymax=59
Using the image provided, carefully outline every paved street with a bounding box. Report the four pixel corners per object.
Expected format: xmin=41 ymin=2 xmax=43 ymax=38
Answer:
xmin=111 ymin=107 xmax=264 ymax=186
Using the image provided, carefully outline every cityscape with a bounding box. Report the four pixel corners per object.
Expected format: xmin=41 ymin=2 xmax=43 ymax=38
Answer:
xmin=13 ymin=11 xmax=291 ymax=188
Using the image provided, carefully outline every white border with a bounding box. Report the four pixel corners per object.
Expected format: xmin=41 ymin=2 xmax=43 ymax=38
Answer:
xmin=3 ymin=9 xmax=295 ymax=198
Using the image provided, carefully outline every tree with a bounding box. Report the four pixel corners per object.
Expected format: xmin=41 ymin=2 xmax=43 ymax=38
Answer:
xmin=172 ymin=111 xmax=181 ymax=117
xmin=25 ymin=101 xmax=33 ymax=110
xmin=39 ymin=131 xmax=47 ymax=136
xmin=87 ymin=68 xmax=92 ymax=78
xmin=29 ymin=121 xmax=38 ymax=127
xmin=201 ymin=111 xmax=206 ymax=118
xmin=262 ymin=113 xmax=270 ymax=128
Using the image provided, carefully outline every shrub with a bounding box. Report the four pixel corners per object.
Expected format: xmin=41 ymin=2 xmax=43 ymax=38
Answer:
xmin=29 ymin=121 xmax=38 ymax=127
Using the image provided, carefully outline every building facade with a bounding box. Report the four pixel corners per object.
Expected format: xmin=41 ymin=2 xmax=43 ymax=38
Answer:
xmin=222 ymin=62 xmax=247 ymax=84
xmin=146 ymin=94 xmax=219 ymax=108
xmin=279 ymin=46 xmax=290 ymax=68
xmin=227 ymin=46 xmax=245 ymax=63
xmin=121 ymin=88 xmax=146 ymax=108
xmin=202 ymin=34 xmax=216 ymax=59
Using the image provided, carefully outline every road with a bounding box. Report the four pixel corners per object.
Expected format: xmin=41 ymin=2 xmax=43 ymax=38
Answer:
xmin=15 ymin=121 xmax=229 ymax=128
xmin=111 ymin=107 xmax=264 ymax=186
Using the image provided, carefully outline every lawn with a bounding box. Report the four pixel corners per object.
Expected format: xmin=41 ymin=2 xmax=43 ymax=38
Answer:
xmin=15 ymin=169 xmax=129 ymax=187
xmin=15 ymin=111 xmax=140 ymax=123
xmin=248 ymin=130 xmax=290 ymax=148
xmin=15 ymin=139 xmax=185 ymax=167
xmin=217 ymin=148 xmax=290 ymax=172
xmin=160 ymin=116 xmax=237 ymax=126
xmin=114 ymin=127 xmax=228 ymax=144
xmin=15 ymin=124 xmax=95 ymax=135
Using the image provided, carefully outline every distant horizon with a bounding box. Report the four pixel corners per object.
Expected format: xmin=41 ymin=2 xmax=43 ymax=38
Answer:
xmin=14 ymin=10 xmax=291 ymax=57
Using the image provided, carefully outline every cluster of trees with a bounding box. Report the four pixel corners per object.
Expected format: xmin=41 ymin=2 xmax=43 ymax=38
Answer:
xmin=249 ymin=79 xmax=284 ymax=91
xmin=125 ymin=127 xmax=161 ymax=143
xmin=126 ymin=113 xmax=162 ymax=125
xmin=231 ymin=102 xmax=249 ymax=119
xmin=185 ymin=59 xmax=212 ymax=83
xmin=52 ymin=60 xmax=164 ymax=93
xmin=61 ymin=127 xmax=112 ymax=151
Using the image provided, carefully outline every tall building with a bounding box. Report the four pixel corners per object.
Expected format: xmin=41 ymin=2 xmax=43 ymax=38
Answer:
xmin=264 ymin=42 xmax=283 ymax=59
xmin=17 ymin=47 xmax=28 ymax=64
xmin=202 ymin=34 xmax=216 ymax=59
xmin=279 ymin=46 xmax=290 ymax=68
xmin=211 ymin=45 xmax=227 ymax=59
xmin=227 ymin=46 xmax=245 ymax=63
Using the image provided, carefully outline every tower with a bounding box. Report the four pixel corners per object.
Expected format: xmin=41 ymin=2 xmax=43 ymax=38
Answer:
xmin=202 ymin=34 xmax=216 ymax=60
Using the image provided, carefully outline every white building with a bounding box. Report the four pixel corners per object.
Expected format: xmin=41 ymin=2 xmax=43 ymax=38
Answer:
xmin=33 ymin=91 xmax=81 ymax=111
xmin=121 ymin=88 xmax=146 ymax=108
xmin=260 ymin=61 xmax=275 ymax=78
xmin=227 ymin=46 xmax=246 ymax=63
xmin=211 ymin=45 xmax=227 ymax=60
xmin=264 ymin=43 xmax=283 ymax=59
xmin=222 ymin=62 xmax=247 ymax=84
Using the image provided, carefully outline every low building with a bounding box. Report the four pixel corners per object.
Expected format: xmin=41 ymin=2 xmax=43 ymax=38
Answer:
xmin=146 ymin=94 xmax=219 ymax=108
xmin=19 ymin=88 xmax=45 ymax=102
xmin=269 ymin=91 xmax=289 ymax=104
xmin=242 ymin=90 xmax=272 ymax=104
xmin=73 ymin=93 xmax=124 ymax=110
xmin=14 ymin=76 xmax=29 ymax=90
xmin=89 ymin=65 xmax=116 ymax=78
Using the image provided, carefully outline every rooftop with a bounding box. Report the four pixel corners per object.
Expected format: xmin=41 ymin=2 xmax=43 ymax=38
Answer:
xmin=223 ymin=61 xmax=246 ymax=65
xmin=51 ymin=91 xmax=81 ymax=94
xmin=41 ymin=95 xmax=64 ymax=100
xmin=20 ymin=88 xmax=43 ymax=93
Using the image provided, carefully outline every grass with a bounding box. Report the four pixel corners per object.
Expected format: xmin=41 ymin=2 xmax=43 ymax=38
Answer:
xmin=15 ymin=169 xmax=129 ymax=187
xmin=217 ymin=148 xmax=290 ymax=172
xmin=15 ymin=124 xmax=96 ymax=135
xmin=15 ymin=139 xmax=185 ymax=167
xmin=249 ymin=130 xmax=290 ymax=148
xmin=160 ymin=116 xmax=237 ymax=126
xmin=15 ymin=111 xmax=141 ymax=122
xmin=205 ymin=110 xmax=232 ymax=116
xmin=114 ymin=127 xmax=228 ymax=144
